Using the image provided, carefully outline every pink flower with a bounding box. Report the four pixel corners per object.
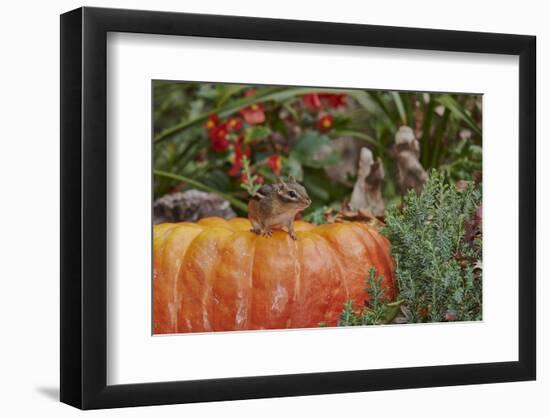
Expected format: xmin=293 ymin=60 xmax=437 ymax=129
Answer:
xmin=302 ymin=93 xmax=322 ymax=111
xmin=240 ymin=103 xmax=265 ymax=125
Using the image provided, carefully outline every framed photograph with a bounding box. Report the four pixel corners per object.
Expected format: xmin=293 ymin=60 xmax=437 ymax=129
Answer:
xmin=60 ymin=6 xmax=536 ymax=409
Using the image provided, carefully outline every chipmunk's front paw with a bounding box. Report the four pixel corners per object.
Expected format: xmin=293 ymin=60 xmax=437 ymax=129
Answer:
xmin=289 ymin=231 xmax=297 ymax=240
xmin=261 ymin=229 xmax=273 ymax=238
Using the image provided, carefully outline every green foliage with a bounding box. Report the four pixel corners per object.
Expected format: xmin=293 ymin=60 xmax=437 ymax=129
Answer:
xmin=290 ymin=131 xmax=340 ymax=169
xmin=383 ymin=172 xmax=482 ymax=323
xmin=338 ymin=300 xmax=359 ymax=327
xmin=337 ymin=268 xmax=403 ymax=327
xmin=152 ymin=81 xmax=482 ymax=216
xmin=154 ymin=169 xmax=249 ymax=213
xmin=303 ymin=206 xmax=329 ymax=225
xmin=154 ymin=82 xmax=485 ymax=327
xmin=347 ymin=91 xmax=482 ymax=180
xmin=244 ymin=126 xmax=271 ymax=144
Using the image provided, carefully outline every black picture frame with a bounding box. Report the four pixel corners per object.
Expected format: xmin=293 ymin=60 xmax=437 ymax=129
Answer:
xmin=60 ymin=6 xmax=536 ymax=410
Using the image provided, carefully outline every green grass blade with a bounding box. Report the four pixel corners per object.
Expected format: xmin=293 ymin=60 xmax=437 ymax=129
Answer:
xmin=154 ymin=86 xmax=353 ymax=144
xmin=430 ymin=108 xmax=451 ymax=169
xmin=154 ymin=169 xmax=248 ymax=213
xmin=436 ymin=94 xmax=482 ymax=136
xmin=366 ymin=91 xmax=394 ymax=123
xmin=346 ymin=90 xmax=378 ymax=113
xmin=215 ymin=85 xmax=248 ymax=108
xmin=401 ymin=93 xmax=414 ymax=127
xmin=329 ymin=130 xmax=378 ymax=146
xmin=421 ymin=95 xmax=435 ymax=167
xmin=329 ymin=130 xmax=386 ymax=157
xmin=390 ymin=91 xmax=407 ymax=125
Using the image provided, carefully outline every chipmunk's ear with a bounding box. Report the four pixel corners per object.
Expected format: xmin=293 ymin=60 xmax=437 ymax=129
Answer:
xmin=288 ymin=175 xmax=296 ymax=184
xmin=275 ymin=177 xmax=286 ymax=192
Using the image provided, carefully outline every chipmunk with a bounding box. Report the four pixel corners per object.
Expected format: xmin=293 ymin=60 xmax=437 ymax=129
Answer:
xmin=248 ymin=176 xmax=311 ymax=240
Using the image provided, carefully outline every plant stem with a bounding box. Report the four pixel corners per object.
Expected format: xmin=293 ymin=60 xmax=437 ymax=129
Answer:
xmin=153 ymin=169 xmax=249 ymax=213
xmin=154 ymin=86 xmax=348 ymax=144
xmin=329 ymin=130 xmax=386 ymax=156
xmin=421 ymin=96 xmax=435 ymax=168
xmin=390 ymin=91 xmax=407 ymax=125
xmin=430 ymin=108 xmax=451 ymax=169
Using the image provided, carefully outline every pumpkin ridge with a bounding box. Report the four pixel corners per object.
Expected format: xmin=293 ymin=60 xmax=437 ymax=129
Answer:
xmin=154 ymin=223 xmax=181 ymax=263
xmin=249 ymin=233 xmax=260 ymax=329
xmin=154 ymin=223 xmax=180 ymax=239
xmin=202 ymin=227 xmax=235 ymax=331
xmin=207 ymin=228 xmax=235 ymax=331
xmin=310 ymin=228 xmax=350 ymax=296
xmin=250 ymin=233 xmax=297 ymax=329
xmin=211 ymin=229 xmax=255 ymax=331
xmin=239 ymin=230 xmax=255 ymax=330
xmin=175 ymin=224 xmax=207 ymax=330
xmin=289 ymin=237 xmax=301 ymax=328
xmin=309 ymin=229 xmax=349 ymax=324
xmin=176 ymin=226 xmax=217 ymax=333
xmin=153 ymin=223 xmax=186 ymax=333
xmin=163 ymin=224 xmax=194 ymax=332
xmin=295 ymin=233 xmax=336 ymax=327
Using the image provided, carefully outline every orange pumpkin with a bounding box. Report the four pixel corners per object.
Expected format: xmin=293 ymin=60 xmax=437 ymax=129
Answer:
xmin=153 ymin=217 xmax=396 ymax=334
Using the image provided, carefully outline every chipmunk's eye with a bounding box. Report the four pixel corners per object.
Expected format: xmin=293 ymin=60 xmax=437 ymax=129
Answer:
xmin=288 ymin=190 xmax=298 ymax=199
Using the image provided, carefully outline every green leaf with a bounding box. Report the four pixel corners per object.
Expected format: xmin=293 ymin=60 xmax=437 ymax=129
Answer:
xmin=154 ymin=86 xmax=284 ymax=143
xmin=214 ymin=84 xmax=248 ymax=108
xmin=244 ymin=126 xmax=271 ymax=143
xmin=153 ymin=169 xmax=248 ymax=213
xmin=347 ymin=90 xmax=379 ymax=113
xmin=469 ymin=144 xmax=482 ymax=156
xmin=240 ymin=156 xmax=262 ymax=196
xmin=196 ymin=84 xmax=218 ymax=99
xmin=264 ymin=87 xmax=331 ymax=103
xmin=329 ymin=129 xmax=380 ymax=148
xmin=154 ymin=87 xmax=355 ymax=144
xmin=290 ymin=131 xmax=339 ymax=168
xmin=303 ymin=206 xmax=328 ymax=225
xmin=430 ymin=107 xmax=451 ymax=169
xmin=303 ymin=175 xmax=331 ymax=201
xmin=282 ymin=102 xmax=299 ymax=120
xmin=421 ymin=95 xmax=436 ymax=167
xmin=436 ymin=95 xmax=482 ymax=136
xmin=366 ymin=91 xmax=395 ymax=123
xmin=390 ymin=91 xmax=407 ymax=125
xmin=202 ymin=169 xmax=231 ymax=192
xmin=380 ymin=300 xmax=405 ymax=324
xmin=401 ymin=92 xmax=414 ymax=127
xmin=284 ymin=156 xmax=304 ymax=180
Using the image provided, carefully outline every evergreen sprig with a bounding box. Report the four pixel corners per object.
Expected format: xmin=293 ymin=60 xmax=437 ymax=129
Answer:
xmin=383 ymin=172 xmax=482 ymax=323
xmin=337 ymin=267 xmax=402 ymax=327
xmin=239 ymin=156 xmax=262 ymax=197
